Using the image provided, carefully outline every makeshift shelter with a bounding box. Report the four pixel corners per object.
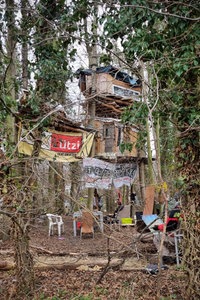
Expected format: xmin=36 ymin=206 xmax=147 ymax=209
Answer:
xmin=76 ymin=65 xmax=148 ymax=201
xmin=76 ymin=65 xmax=142 ymax=119
xmin=17 ymin=107 xmax=95 ymax=163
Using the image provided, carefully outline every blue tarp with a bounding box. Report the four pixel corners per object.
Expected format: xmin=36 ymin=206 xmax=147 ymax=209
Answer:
xmin=75 ymin=65 xmax=141 ymax=87
xmin=142 ymin=214 xmax=159 ymax=226
xmin=142 ymin=214 xmax=163 ymax=232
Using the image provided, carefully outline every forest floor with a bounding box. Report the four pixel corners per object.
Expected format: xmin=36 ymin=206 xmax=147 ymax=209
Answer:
xmin=0 ymin=215 xmax=187 ymax=300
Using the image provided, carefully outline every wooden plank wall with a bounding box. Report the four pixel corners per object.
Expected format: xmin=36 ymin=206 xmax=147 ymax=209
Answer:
xmin=86 ymin=73 xmax=141 ymax=95
xmin=94 ymin=120 xmax=138 ymax=157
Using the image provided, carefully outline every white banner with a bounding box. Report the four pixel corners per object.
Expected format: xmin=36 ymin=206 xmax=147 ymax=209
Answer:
xmin=83 ymin=158 xmax=113 ymax=189
xmin=83 ymin=158 xmax=137 ymax=189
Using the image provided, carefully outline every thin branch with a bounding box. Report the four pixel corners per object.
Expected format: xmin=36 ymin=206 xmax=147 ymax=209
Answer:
xmin=96 ymin=237 xmax=111 ymax=284
xmin=111 ymin=3 xmax=200 ymax=21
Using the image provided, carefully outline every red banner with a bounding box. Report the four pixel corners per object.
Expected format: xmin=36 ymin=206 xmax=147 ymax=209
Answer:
xmin=50 ymin=133 xmax=82 ymax=153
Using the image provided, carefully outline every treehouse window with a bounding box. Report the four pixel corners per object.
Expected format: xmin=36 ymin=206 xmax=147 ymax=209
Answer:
xmin=105 ymin=128 xmax=109 ymax=137
xmin=104 ymin=125 xmax=114 ymax=153
xmin=113 ymin=85 xmax=140 ymax=100
xmin=117 ymin=128 xmax=122 ymax=146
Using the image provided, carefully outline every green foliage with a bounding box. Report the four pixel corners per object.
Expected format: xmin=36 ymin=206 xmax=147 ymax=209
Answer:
xmin=27 ymin=93 xmax=40 ymax=115
xmin=94 ymin=286 xmax=108 ymax=296
xmin=102 ymin=1 xmax=200 ymax=86
xmin=121 ymin=102 xmax=148 ymax=127
xmin=119 ymin=141 xmax=133 ymax=153
xmin=121 ymin=101 xmax=149 ymax=150
xmin=102 ymin=1 xmax=200 ymax=188
xmin=99 ymin=54 xmax=111 ymax=65
xmin=28 ymin=0 xmax=84 ymax=107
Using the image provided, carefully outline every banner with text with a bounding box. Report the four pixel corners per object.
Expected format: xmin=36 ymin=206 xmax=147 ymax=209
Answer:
xmin=83 ymin=158 xmax=138 ymax=189
xmin=18 ymin=127 xmax=95 ymax=163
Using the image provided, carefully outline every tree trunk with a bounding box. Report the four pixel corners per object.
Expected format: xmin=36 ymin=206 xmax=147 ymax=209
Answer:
xmin=175 ymin=128 xmax=200 ymax=299
xmin=21 ymin=0 xmax=29 ymax=90
xmin=48 ymin=161 xmax=56 ymax=210
xmin=54 ymin=162 xmax=65 ymax=214
xmin=12 ymin=216 xmax=35 ymax=299
xmin=146 ymin=118 xmax=154 ymax=184
xmin=138 ymin=152 xmax=145 ymax=205
xmin=84 ymin=5 xmax=98 ymax=209
xmin=5 ymin=0 xmax=16 ymax=149
xmin=70 ymin=162 xmax=82 ymax=211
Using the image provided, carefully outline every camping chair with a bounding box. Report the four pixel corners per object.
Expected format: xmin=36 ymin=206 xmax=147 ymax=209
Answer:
xmin=167 ymin=226 xmax=183 ymax=266
xmin=80 ymin=211 xmax=94 ymax=238
xmin=140 ymin=214 xmax=163 ymax=241
xmin=142 ymin=214 xmax=183 ymax=266
xmin=46 ymin=214 xmax=64 ymax=237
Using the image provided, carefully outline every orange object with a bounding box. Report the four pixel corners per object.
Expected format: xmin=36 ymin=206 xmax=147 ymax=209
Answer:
xmin=143 ymin=185 xmax=155 ymax=216
xmin=80 ymin=211 xmax=94 ymax=238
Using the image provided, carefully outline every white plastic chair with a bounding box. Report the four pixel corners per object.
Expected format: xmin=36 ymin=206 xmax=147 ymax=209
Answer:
xmin=46 ymin=214 xmax=64 ymax=237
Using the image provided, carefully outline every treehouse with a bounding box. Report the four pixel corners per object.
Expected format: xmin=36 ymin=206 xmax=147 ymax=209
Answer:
xmin=76 ymin=65 xmax=143 ymax=162
xmin=77 ymin=65 xmax=142 ymax=118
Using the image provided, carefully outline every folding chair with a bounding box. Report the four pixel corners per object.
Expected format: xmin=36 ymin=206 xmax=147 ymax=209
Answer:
xmin=142 ymin=214 xmax=183 ymax=266
xmin=46 ymin=214 xmax=64 ymax=237
xmin=168 ymin=228 xmax=183 ymax=266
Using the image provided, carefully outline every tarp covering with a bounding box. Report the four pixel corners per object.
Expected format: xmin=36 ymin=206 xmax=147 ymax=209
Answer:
xmin=142 ymin=215 xmax=163 ymax=232
xmin=76 ymin=65 xmax=141 ymax=87
xmin=18 ymin=128 xmax=95 ymax=163
xmin=83 ymin=157 xmax=138 ymax=189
